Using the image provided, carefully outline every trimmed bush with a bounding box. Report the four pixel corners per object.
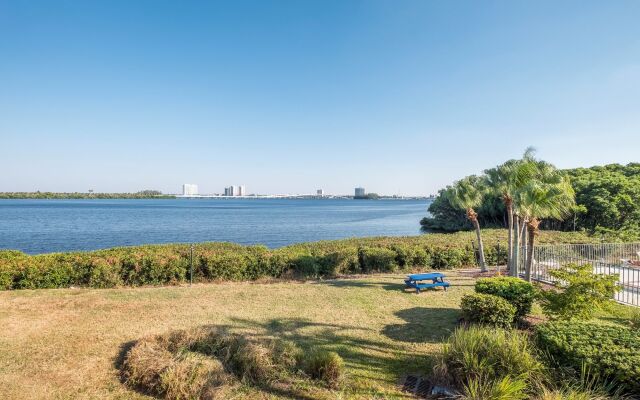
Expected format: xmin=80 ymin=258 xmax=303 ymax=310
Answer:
xmin=318 ymin=248 xmax=359 ymax=276
xmin=460 ymin=293 xmax=516 ymax=329
xmin=358 ymin=247 xmax=398 ymax=272
xmin=435 ymin=326 xmax=543 ymax=397
xmin=536 ymin=321 xmax=640 ymax=395
xmin=0 ymin=229 xmax=598 ymax=290
xmin=303 ymin=349 xmax=344 ymax=388
xmin=475 ymin=277 xmax=536 ymax=319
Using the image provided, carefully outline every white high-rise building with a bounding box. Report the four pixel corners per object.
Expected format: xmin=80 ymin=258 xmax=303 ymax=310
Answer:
xmin=224 ymin=185 xmax=245 ymax=196
xmin=317 ymin=189 xmax=324 ymax=196
xmin=182 ymin=184 xmax=198 ymax=196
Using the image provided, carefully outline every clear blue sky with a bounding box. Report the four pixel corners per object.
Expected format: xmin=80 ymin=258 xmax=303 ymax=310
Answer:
xmin=1 ymin=1 xmax=639 ymax=196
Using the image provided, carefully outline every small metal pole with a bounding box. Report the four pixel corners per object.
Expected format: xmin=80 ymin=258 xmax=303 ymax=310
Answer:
xmin=497 ymin=240 xmax=501 ymax=275
xmin=190 ymin=244 xmax=194 ymax=286
xmin=471 ymin=240 xmax=478 ymax=266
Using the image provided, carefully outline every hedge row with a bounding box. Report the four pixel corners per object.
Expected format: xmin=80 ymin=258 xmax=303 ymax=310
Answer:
xmin=0 ymin=229 xmax=595 ymax=290
xmin=536 ymin=321 xmax=640 ymax=395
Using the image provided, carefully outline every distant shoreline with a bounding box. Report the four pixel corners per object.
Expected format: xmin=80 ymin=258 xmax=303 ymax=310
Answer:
xmin=0 ymin=192 xmax=434 ymax=200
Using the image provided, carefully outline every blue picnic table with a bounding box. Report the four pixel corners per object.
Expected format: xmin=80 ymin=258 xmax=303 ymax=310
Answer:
xmin=405 ymin=272 xmax=450 ymax=294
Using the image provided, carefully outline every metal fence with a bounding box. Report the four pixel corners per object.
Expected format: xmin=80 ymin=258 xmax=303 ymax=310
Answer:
xmin=518 ymin=242 xmax=640 ymax=307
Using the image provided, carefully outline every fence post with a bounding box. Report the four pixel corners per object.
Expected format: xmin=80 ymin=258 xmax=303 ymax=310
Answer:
xmin=190 ymin=244 xmax=194 ymax=286
xmin=496 ymin=240 xmax=501 ymax=275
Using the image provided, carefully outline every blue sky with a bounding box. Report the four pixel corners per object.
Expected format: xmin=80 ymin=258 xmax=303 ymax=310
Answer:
xmin=1 ymin=1 xmax=639 ymax=196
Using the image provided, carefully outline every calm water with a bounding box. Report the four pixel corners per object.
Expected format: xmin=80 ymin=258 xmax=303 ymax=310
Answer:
xmin=0 ymin=199 xmax=430 ymax=254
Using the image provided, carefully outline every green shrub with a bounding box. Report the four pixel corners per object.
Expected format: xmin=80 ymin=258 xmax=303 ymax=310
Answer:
xmin=436 ymin=326 xmax=543 ymax=397
xmin=88 ymin=258 xmax=123 ymax=288
xmin=318 ymin=248 xmax=359 ymax=276
xmin=303 ymin=349 xmax=344 ymax=388
xmin=461 ymin=293 xmax=516 ymax=329
xmin=430 ymin=247 xmax=471 ymax=269
xmin=0 ymin=229 xmax=598 ymax=290
xmin=292 ymin=255 xmax=321 ymax=278
xmin=391 ymin=244 xmax=430 ymax=269
xmin=538 ymin=264 xmax=619 ymax=320
xmin=475 ymin=277 xmax=536 ymax=319
xmin=13 ymin=255 xmax=77 ymax=289
xmin=358 ymin=247 xmax=398 ymax=272
xmin=629 ymin=309 xmax=640 ymax=329
xmin=536 ymin=321 xmax=640 ymax=395
xmin=0 ymin=250 xmax=26 ymax=289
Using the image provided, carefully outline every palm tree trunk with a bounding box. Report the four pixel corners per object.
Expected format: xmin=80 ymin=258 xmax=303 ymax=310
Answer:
xmin=473 ymin=218 xmax=487 ymax=272
xmin=520 ymin=219 xmax=527 ymax=274
xmin=467 ymin=208 xmax=487 ymax=272
xmin=505 ymin=198 xmax=514 ymax=273
xmin=524 ymin=218 xmax=539 ymax=282
xmin=512 ymin=214 xmax=520 ymax=277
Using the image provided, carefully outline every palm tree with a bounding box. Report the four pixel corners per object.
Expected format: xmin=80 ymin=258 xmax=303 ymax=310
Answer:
xmin=450 ymin=176 xmax=488 ymax=272
xmin=516 ymin=163 xmax=575 ymax=281
xmin=485 ymin=148 xmax=538 ymax=276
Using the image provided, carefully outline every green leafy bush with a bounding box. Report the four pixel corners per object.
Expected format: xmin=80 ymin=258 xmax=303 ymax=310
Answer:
xmin=475 ymin=277 xmax=536 ymax=319
xmin=430 ymin=247 xmax=471 ymax=269
xmin=0 ymin=250 xmax=27 ymax=290
xmin=538 ymin=264 xmax=619 ymax=320
xmin=435 ymin=326 xmax=543 ymax=398
xmin=460 ymin=293 xmax=516 ymax=329
xmin=536 ymin=321 xmax=640 ymax=395
xmin=358 ymin=247 xmax=398 ymax=272
xmin=88 ymin=258 xmax=123 ymax=288
xmin=0 ymin=229 xmax=597 ymax=290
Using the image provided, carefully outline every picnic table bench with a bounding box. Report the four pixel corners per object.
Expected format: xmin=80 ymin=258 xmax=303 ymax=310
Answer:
xmin=404 ymin=272 xmax=450 ymax=294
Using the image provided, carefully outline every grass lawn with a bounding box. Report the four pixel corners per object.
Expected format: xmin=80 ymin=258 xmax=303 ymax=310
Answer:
xmin=0 ymin=271 xmax=478 ymax=399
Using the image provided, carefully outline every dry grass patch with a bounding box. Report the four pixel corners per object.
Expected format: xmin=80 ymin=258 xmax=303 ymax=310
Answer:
xmin=0 ymin=272 xmax=473 ymax=399
xmin=122 ymin=325 xmax=344 ymax=399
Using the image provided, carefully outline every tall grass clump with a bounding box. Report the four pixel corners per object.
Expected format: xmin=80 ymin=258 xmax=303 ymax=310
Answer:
xmin=435 ymin=326 xmax=544 ymax=398
xmin=303 ymin=349 xmax=344 ymax=388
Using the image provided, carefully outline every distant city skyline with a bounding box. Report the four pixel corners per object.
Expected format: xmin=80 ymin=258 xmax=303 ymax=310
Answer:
xmin=2 ymin=1 xmax=640 ymax=196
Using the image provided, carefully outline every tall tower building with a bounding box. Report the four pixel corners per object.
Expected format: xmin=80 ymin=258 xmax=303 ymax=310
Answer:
xmin=182 ymin=184 xmax=198 ymax=196
xmin=355 ymin=187 xmax=365 ymax=198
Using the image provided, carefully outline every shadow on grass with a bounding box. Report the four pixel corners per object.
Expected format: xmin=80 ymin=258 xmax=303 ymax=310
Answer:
xmin=222 ymin=317 xmax=437 ymax=396
xmin=314 ymin=279 xmax=406 ymax=292
xmin=382 ymin=307 xmax=460 ymax=343
xmin=114 ymin=340 xmax=137 ymax=377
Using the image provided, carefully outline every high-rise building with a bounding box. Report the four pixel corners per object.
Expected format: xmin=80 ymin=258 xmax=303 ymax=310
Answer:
xmin=182 ymin=184 xmax=198 ymax=196
xmin=354 ymin=187 xmax=365 ymax=198
xmin=224 ymin=185 xmax=245 ymax=196
xmin=317 ymin=189 xmax=324 ymax=196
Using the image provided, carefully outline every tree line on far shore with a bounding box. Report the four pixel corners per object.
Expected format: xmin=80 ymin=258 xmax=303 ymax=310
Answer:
xmin=0 ymin=190 xmax=173 ymax=199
